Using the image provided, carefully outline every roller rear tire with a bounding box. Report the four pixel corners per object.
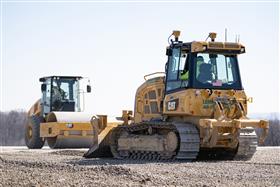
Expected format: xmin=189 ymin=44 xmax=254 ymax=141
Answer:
xmin=25 ymin=115 xmax=45 ymax=149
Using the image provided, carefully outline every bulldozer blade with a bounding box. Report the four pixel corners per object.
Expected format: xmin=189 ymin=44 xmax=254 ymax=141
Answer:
xmin=83 ymin=140 xmax=112 ymax=158
xmin=83 ymin=117 xmax=119 ymax=158
xmin=83 ymin=127 xmax=114 ymax=158
xmin=83 ymin=144 xmax=99 ymax=158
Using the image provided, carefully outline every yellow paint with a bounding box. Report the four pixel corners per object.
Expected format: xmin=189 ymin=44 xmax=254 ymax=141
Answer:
xmin=40 ymin=122 xmax=92 ymax=138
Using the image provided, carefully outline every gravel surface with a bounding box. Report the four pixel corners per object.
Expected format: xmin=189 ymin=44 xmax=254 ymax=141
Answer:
xmin=0 ymin=147 xmax=279 ymax=187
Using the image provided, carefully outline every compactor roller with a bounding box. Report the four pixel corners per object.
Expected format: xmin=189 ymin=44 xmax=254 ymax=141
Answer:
xmin=25 ymin=76 xmax=95 ymax=149
xmin=43 ymin=112 xmax=94 ymax=148
xmin=84 ymin=31 xmax=269 ymax=161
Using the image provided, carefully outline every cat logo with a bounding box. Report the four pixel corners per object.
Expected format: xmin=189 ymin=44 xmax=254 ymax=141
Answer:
xmin=167 ymin=99 xmax=179 ymax=111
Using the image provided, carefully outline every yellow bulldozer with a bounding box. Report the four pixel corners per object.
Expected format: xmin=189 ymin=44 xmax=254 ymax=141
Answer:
xmin=84 ymin=31 xmax=269 ymax=160
xmin=25 ymin=76 xmax=97 ymax=149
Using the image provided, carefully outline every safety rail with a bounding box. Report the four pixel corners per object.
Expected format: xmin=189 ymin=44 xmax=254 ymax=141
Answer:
xmin=144 ymin=72 xmax=165 ymax=81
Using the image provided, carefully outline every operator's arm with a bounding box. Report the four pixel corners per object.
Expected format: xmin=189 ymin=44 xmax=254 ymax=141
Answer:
xmin=180 ymin=70 xmax=189 ymax=81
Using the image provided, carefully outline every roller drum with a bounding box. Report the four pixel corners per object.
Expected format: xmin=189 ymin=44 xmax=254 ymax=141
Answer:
xmin=46 ymin=112 xmax=95 ymax=149
xmin=46 ymin=112 xmax=94 ymax=123
xmin=47 ymin=136 xmax=93 ymax=149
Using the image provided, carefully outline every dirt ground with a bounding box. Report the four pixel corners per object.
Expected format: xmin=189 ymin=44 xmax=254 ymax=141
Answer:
xmin=0 ymin=147 xmax=279 ymax=187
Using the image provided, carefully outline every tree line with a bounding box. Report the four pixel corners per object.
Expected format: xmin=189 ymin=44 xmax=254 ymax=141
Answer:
xmin=0 ymin=110 xmax=279 ymax=146
xmin=0 ymin=110 xmax=27 ymax=146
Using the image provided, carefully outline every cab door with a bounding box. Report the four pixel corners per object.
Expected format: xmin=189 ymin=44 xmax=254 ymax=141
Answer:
xmin=41 ymin=79 xmax=51 ymax=115
xmin=164 ymin=47 xmax=191 ymax=115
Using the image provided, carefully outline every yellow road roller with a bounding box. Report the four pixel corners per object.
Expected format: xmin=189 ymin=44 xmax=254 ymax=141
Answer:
xmin=25 ymin=76 xmax=97 ymax=149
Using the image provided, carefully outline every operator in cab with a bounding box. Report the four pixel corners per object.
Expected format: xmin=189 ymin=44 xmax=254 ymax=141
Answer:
xmin=180 ymin=55 xmax=205 ymax=81
xmin=51 ymin=80 xmax=66 ymax=111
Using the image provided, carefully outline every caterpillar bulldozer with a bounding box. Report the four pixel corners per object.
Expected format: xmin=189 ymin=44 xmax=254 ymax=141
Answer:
xmin=84 ymin=31 xmax=269 ymax=160
xmin=25 ymin=76 xmax=100 ymax=149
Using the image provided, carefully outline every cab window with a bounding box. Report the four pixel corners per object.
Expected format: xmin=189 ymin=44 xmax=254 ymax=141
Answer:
xmin=166 ymin=48 xmax=189 ymax=92
xmin=194 ymin=53 xmax=242 ymax=89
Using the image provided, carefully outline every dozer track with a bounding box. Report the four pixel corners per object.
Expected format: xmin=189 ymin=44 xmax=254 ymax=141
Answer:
xmin=175 ymin=123 xmax=200 ymax=160
xmin=109 ymin=122 xmax=200 ymax=161
xmin=234 ymin=127 xmax=258 ymax=160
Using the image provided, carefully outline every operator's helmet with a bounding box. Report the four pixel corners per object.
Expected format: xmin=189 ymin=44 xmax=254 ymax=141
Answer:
xmin=197 ymin=56 xmax=204 ymax=62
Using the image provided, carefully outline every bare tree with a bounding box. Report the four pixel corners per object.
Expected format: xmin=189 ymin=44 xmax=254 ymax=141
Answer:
xmin=0 ymin=110 xmax=27 ymax=146
xmin=262 ymin=119 xmax=280 ymax=146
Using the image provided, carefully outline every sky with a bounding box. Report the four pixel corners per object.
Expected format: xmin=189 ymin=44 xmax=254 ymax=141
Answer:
xmin=0 ymin=1 xmax=279 ymax=117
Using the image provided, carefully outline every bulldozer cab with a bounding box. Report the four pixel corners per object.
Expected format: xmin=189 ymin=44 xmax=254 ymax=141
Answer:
xmin=39 ymin=76 xmax=91 ymax=116
xmin=165 ymin=38 xmax=245 ymax=93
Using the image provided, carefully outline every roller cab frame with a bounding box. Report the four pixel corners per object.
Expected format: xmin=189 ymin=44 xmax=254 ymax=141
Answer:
xmin=39 ymin=76 xmax=86 ymax=115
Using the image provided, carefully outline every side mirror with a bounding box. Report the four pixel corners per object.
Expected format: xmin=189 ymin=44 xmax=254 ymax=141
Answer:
xmin=39 ymin=77 xmax=46 ymax=82
xmin=41 ymin=84 xmax=47 ymax=92
xmin=166 ymin=48 xmax=173 ymax=56
xmin=87 ymin=85 xmax=91 ymax=93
